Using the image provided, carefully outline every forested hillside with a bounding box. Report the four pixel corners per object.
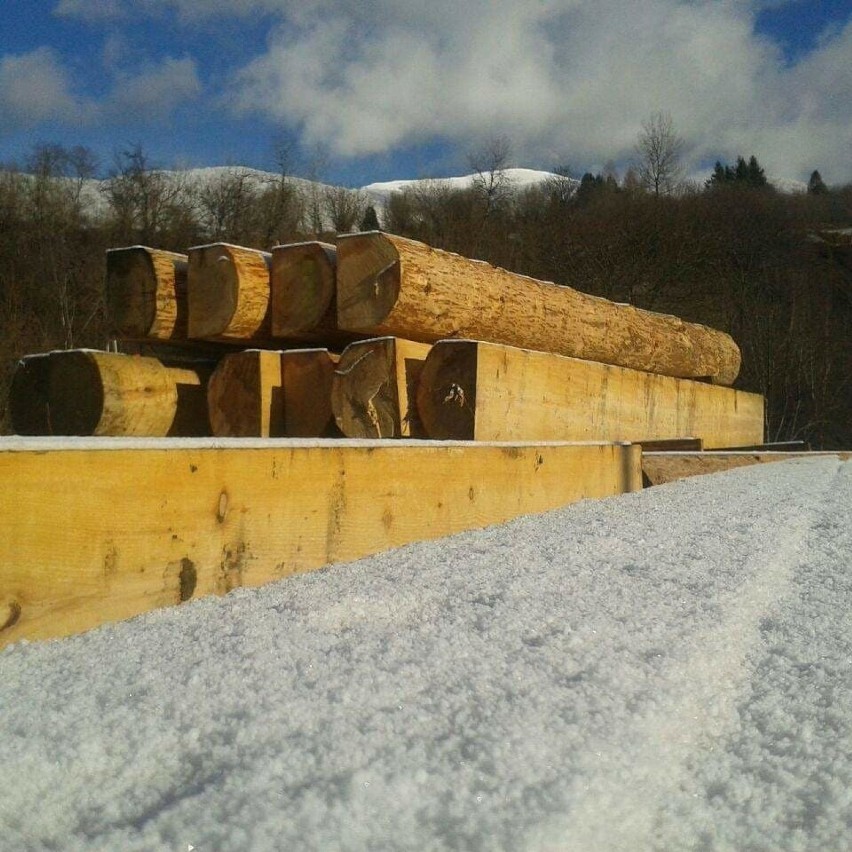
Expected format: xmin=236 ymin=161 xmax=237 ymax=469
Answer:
xmin=1 ymin=145 xmax=850 ymax=447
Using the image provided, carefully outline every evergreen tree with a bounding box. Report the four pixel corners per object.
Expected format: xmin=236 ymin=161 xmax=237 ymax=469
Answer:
xmin=705 ymin=154 xmax=769 ymax=190
xmin=360 ymin=204 xmax=380 ymax=230
xmin=807 ymin=170 xmax=828 ymax=194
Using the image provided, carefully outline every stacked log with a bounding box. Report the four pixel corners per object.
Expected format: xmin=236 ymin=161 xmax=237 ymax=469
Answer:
xmin=10 ymin=231 xmax=764 ymax=447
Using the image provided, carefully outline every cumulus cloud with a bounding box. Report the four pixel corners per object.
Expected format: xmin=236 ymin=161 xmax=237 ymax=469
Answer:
xmin=42 ymin=0 xmax=852 ymax=181
xmin=0 ymin=47 xmax=91 ymax=132
xmin=219 ymin=0 xmax=851 ymax=182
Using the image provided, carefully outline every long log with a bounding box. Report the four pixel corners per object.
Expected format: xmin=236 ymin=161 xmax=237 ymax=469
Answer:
xmin=187 ymin=243 xmax=271 ymax=340
xmin=337 ymin=232 xmax=741 ymax=385
xmin=105 ymin=246 xmax=188 ymax=339
xmin=331 ymin=337 xmax=431 ymax=438
xmin=0 ymin=438 xmax=642 ymax=647
xmin=9 ymin=350 xmax=209 ymax=437
xmin=416 ymin=340 xmax=763 ymax=448
xmin=281 ymin=349 xmax=340 ymax=437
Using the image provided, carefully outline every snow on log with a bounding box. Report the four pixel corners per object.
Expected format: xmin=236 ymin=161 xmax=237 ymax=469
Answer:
xmin=416 ymin=339 xmax=763 ymax=447
xmin=187 ymin=243 xmax=271 ymax=340
xmin=9 ymin=350 xmax=209 ymax=437
xmin=331 ymin=337 xmax=431 ymax=438
xmin=105 ymin=246 xmax=188 ymax=339
xmin=336 ymin=232 xmax=742 ymax=385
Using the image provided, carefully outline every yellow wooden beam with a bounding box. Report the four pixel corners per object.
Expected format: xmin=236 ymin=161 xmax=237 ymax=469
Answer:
xmin=0 ymin=438 xmax=640 ymax=647
xmin=417 ymin=340 xmax=764 ymax=448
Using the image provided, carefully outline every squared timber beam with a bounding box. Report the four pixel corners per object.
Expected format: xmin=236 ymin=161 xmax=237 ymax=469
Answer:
xmin=0 ymin=437 xmax=641 ymax=648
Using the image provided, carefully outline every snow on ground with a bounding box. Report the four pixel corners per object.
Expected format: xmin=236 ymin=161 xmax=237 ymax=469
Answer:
xmin=1 ymin=457 xmax=851 ymax=851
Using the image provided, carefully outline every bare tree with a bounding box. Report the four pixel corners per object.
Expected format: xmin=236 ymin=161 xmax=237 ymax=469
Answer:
xmin=195 ymin=167 xmax=258 ymax=242
xmin=323 ymin=185 xmax=367 ymax=234
xmin=635 ymin=111 xmax=685 ymax=196
xmin=468 ymin=134 xmax=513 ymax=215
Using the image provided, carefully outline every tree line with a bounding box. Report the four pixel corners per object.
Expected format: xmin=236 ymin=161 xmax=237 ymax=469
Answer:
xmin=1 ymin=141 xmax=850 ymax=448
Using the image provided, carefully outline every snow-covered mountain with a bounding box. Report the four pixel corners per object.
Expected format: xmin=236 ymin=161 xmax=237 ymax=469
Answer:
xmin=361 ymin=167 xmax=570 ymax=206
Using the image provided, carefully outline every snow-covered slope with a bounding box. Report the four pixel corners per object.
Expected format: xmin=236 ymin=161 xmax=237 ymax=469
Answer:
xmin=362 ymin=167 xmax=569 ymax=206
xmin=1 ymin=456 xmax=850 ymax=850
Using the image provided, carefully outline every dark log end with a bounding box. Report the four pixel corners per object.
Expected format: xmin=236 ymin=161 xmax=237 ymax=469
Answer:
xmin=271 ymin=242 xmax=337 ymax=336
xmin=416 ymin=341 xmax=478 ymax=440
xmin=336 ymin=233 xmax=401 ymax=330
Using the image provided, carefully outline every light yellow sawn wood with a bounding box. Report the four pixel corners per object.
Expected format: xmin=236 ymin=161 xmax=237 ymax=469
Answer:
xmin=417 ymin=340 xmax=764 ymax=448
xmin=336 ymin=232 xmax=742 ymax=385
xmin=0 ymin=439 xmax=641 ymax=647
xmin=10 ymin=350 xmax=209 ymax=437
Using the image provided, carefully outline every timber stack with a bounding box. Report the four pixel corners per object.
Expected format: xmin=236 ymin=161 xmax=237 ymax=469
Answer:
xmin=3 ymin=231 xmax=778 ymax=648
xmin=8 ymin=232 xmax=763 ymax=446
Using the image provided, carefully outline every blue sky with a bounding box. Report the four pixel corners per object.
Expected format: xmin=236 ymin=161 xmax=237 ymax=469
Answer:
xmin=1 ymin=0 xmax=850 ymax=187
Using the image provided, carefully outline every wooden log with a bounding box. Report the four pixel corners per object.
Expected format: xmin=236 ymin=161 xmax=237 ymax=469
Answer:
xmin=281 ymin=349 xmax=340 ymax=437
xmin=642 ymin=451 xmax=851 ymax=486
xmin=207 ymin=350 xmax=284 ymax=438
xmin=9 ymin=350 xmax=209 ymax=437
xmin=187 ymin=243 xmax=271 ymax=340
xmin=331 ymin=337 xmax=431 ymax=438
xmin=207 ymin=349 xmax=341 ymax=438
xmin=8 ymin=352 xmax=52 ymax=434
xmin=270 ymin=241 xmax=337 ymax=338
xmin=337 ymin=232 xmax=741 ymax=385
xmin=416 ymin=340 xmax=763 ymax=448
xmin=0 ymin=438 xmax=642 ymax=647
xmin=105 ymin=246 xmax=188 ymax=339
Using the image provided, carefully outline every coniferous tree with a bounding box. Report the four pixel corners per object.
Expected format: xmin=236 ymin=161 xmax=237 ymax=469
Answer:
xmin=807 ymin=170 xmax=828 ymax=194
xmin=360 ymin=204 xmax=380 ymax=230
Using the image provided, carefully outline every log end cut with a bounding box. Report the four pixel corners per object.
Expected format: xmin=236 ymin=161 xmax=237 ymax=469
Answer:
xmin=336 ymin=232 xmax=402 ymax=331
xmin=105 ymin=247 xmax=187 ymax=339
xmin=331 ymin=338 xmax=400 ymax=438
xmin=416 ymin=340 xmax=478 ymax=440
xmin=271 ymin=242 xmax=337 ymax=336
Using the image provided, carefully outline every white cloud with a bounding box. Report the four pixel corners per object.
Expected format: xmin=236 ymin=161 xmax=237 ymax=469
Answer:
xmin=220 ymin=0 xmax=852 ymax=182
xmin=0 ymin=47 xmax=91 ymax=131
xmin=42 ymin=0 xmax=852 ymax=182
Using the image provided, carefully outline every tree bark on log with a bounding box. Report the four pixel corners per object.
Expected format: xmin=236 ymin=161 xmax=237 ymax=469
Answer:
xmin=336 ymin=232 xmax=742 ymax=385
xmin=105 ymin=246 xmax=188 ymax=339
xmin=187 ymin=243 xmax=271 ymax=340
xmin=281 ymin=349 xmax=340 ymax=437
xmin=331 ymin=337 xmax=431 ymax=438
xmin=416 ymin=340 xmax=763 ymax=447
xmin=10 ymin=351 xmax=209 ymax=437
